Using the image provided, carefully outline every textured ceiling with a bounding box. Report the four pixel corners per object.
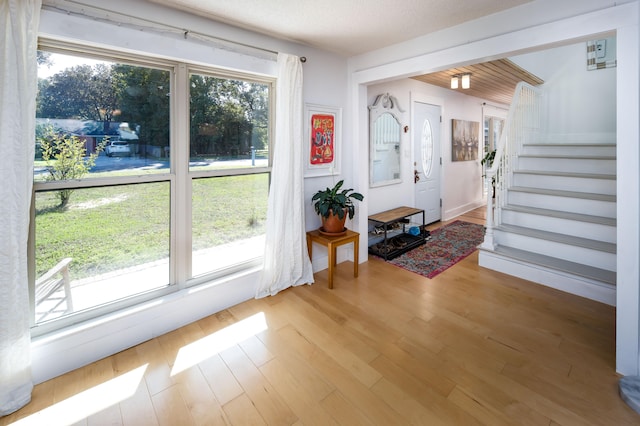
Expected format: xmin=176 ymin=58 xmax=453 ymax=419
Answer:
xmin=147 ymin=0 xmax=541 ymax=104
xmin=148 ymin=0 xmax=533 ymax=56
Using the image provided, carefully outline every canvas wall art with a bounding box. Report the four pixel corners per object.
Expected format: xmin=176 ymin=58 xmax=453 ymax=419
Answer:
xmin=451 ymin=119 xmax=480 ymax=162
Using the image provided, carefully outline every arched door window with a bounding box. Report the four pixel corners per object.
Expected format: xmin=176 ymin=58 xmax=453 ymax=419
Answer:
xmin=421 ymin=119 xmax=434 ymax=178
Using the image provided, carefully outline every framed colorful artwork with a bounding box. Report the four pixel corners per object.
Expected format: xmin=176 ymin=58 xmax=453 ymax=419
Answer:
xmin=304 ymin=103 xmax=341 ymax=177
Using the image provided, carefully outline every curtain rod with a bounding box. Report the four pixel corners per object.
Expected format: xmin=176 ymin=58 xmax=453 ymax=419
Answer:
xmin=41 ymin=2 xmax=279 ymax=61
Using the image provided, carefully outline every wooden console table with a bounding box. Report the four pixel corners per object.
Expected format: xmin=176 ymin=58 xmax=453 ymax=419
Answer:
xmin=368 ymin=206 xmax=426 ymax=260
xmin=306 ymin=229 xmax=359 ymax=289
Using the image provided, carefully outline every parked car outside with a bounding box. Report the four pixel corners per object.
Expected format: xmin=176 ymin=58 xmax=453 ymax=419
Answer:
xmin=105 ymin=140 xmax=131 ymax=157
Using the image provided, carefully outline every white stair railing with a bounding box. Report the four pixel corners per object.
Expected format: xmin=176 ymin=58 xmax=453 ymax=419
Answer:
xmin=481 ymin=82 xmax=542 ymax=250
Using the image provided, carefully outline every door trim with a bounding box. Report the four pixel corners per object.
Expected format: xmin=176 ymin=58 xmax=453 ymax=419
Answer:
xmin=411 ymin=93 xmax=444 ymax=222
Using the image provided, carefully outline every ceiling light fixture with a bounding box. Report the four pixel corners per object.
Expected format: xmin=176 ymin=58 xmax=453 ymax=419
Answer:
xmin=461 ymin=73 xmax=471 ymax=89
xmin=450 ymin=75 xmax=459 ymax=89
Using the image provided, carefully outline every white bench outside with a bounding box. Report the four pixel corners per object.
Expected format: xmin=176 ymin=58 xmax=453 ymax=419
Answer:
xmin=35 ymin=257 xmax=74 ymax=314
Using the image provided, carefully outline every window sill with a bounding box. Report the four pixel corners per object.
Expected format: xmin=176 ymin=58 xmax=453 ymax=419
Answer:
xmin=30 ymin=266 xmax=262 ymax=384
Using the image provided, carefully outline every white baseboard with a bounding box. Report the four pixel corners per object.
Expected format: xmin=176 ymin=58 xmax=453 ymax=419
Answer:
xmin=444 ymin=201 xmax=485 ymax=222
xmin=309 ymin=245 xmax=355 ymax=272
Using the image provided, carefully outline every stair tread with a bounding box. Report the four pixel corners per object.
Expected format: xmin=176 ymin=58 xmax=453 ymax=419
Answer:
xmin=503 ymin=204 xmax=617 ymax=226
xmin=523 ymin=143 xmax=616 ymax=147
xmin=514 ymin=169 xmax=616 ymax=180
xmin=496 ymin=224 xmax=617 ymax=253
xmin=491 ymin=245 xmax=616 ymax=285
xmin=509 ymin=186 xmax=616 ymax=202
xmin=519 ymin=154 xmax=616 ymax=160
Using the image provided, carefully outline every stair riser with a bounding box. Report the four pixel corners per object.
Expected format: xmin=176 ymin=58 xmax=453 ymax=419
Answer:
xmin=507 ymin=191 xmax=616 ymax=218
xmin=522 ymin=145 xmax=616 ymax=157
xmin=512 ymin=173 xmax=616 ymax=195
xmin=517 ymin=157 xmax=616 ymax=174
xmin=501 ymin=210 xmax=617 ymax=243
xmin=478 ymin=250 xmax=616 ymax=306
xmin=494 ymin=231 xmax=616 ymax=271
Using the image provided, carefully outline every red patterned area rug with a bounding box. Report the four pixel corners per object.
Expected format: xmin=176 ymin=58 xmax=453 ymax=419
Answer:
xmin=388 ymin=220 xmax=485 ymax=279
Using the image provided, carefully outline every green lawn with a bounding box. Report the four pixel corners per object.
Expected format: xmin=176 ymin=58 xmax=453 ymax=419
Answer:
xmin=35 ymin=174 xmax=268 ymax=279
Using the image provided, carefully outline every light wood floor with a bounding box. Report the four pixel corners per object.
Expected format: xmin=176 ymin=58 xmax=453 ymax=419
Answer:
xmin=3 ymin=208 xmax=638 ymax=425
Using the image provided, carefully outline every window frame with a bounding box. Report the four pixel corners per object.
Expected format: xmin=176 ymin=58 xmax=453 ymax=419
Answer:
xmin=31 ymin=39 xmax=274 ymax=336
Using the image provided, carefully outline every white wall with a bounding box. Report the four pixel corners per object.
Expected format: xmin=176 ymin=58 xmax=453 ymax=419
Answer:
xmin=511 ymin=40 xmax=617 ymax=138
xmin=366 ymin=79 xmax=491 ymax=221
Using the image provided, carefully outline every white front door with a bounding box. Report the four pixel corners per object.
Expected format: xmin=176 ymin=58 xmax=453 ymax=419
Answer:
xmin=413 ymin=102 xmax=441 ymax=224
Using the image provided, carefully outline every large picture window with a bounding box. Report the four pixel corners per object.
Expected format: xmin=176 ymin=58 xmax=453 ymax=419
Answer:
xmin=188 ymin=71 xmax=270 ymax=278
xmin=32 ymin=44 xmax=272 ymax=333
xmin=189 ymin=73 xmax=270 ymax=171
xmin=191 ymin=174 xmax=268 ymax=278
xmin=34 ymin=183 xmax=171 ymax=323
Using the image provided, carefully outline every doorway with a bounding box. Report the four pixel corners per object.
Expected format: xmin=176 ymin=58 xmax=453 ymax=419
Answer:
xmin=482 ymin=104 xmax=507 ymax=196
xmin=412 ymin=102 xmax=442 ymax=224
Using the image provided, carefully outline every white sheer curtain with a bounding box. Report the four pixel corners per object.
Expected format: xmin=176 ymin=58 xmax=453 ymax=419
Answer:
xmin=0 ymin=0 xmax=41 ymax=416
xmin=256 ymin=53 xmax=314 ymax=298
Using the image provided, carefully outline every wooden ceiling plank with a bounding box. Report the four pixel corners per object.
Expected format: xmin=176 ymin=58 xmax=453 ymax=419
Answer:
xmin=501 ymin=58 xmax=545 ymax=84
xmin=483 ymin=62 xmax=527 ymax=84
xmin=408 ymin=56 xmax=545 ymax=105
xmin=410 ymin=75 xmax=511 ymax=105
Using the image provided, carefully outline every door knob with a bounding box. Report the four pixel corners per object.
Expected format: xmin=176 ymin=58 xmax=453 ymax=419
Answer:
xmin=414 ymin=170 xmax=420 ymax=183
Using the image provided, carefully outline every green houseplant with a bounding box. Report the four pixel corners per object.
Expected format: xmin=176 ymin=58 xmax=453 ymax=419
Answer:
xmin=312 ymin=180 xmax=364 ymax=234
xmin=481 ymin=149 xmax=497 ymax=197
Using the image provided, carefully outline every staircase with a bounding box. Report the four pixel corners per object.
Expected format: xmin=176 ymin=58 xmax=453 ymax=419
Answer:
xmin=477 ymin=83 xmax=617 ymax=305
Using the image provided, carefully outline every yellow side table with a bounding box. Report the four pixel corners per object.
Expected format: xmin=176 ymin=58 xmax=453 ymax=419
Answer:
xmin=306 ymin=229 xmax=359 ymax=289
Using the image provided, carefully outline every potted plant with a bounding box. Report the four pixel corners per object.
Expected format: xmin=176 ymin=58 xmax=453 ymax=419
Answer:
xmin=481 ymin=149 xmax=497 ymax=197
xmin=312 ymin=180 xmax=364 ymax=235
